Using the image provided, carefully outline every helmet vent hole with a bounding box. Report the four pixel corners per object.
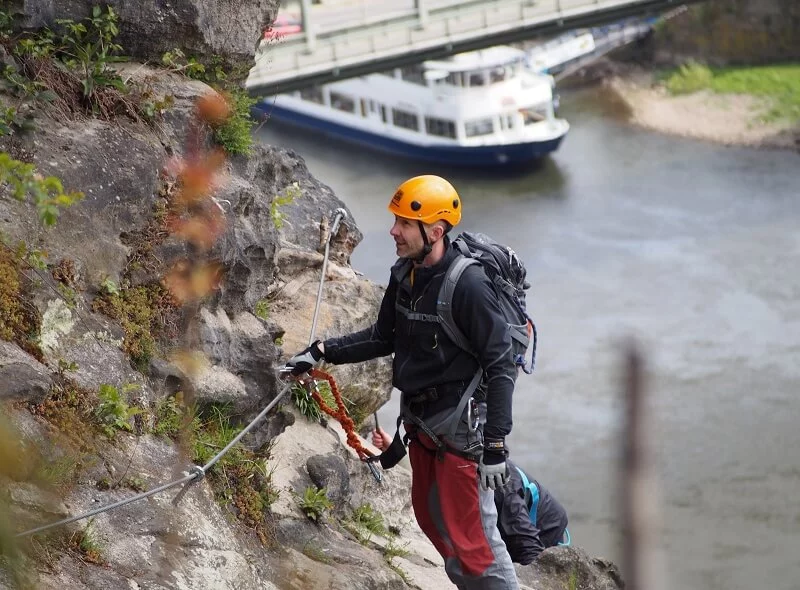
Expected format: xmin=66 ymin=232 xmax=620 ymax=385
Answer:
xmin=453 ymin=199 xmax=459 ymax=209
xmin=410 ymin=201 xmax=422 ymax=211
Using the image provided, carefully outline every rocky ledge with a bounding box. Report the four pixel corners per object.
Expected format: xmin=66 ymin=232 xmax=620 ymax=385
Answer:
xmin=0 ymin=1 xmax=623 ymax=588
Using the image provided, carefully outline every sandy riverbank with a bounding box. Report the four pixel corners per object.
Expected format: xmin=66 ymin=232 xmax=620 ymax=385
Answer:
xmin=602 ymin=68 xmax=799 ymax=151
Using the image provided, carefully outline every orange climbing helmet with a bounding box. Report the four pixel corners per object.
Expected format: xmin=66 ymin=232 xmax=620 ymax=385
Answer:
xmin=388 ymin=175 xmax=462 ymax=227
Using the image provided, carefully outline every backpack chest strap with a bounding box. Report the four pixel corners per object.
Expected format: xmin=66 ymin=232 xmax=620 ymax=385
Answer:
xmin=394 ymin=302 xmax=440 ymax=324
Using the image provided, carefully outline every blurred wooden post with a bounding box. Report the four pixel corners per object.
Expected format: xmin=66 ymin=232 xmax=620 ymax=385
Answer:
xmin=621 ymin=342 xmax=666 ymax=590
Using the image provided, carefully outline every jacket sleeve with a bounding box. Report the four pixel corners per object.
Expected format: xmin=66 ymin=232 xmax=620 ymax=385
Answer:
xmin=322 ymin=275 xmax=396 ymax=364
xmin=451 ymin=266 xmax=516 ymax=441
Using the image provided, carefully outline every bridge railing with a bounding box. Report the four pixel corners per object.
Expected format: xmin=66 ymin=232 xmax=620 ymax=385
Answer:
xmin=247 ymin=0 xmax=690 ymax=94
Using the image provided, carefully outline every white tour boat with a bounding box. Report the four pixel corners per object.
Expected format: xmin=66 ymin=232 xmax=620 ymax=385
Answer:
xmin=254 ymin=46 xmax=569 ymax=167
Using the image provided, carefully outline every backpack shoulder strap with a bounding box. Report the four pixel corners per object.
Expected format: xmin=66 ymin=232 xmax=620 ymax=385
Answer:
xmin=437 ymin=255 xmax=479 ymax=356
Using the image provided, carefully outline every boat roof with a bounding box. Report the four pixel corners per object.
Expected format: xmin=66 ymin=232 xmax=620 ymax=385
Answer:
xmin=423 ymin=46 xmax=526 ymax=73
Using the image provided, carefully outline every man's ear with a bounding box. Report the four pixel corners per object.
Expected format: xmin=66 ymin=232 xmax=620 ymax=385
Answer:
xmin=429 ymin=222 xmax=445 ymax=242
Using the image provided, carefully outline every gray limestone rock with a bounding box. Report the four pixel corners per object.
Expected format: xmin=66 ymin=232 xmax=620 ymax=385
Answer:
xmin=306 ymin=453 xmax=350 ymax=510
xmin=0 ymin=341 xmax=51 ymax=403
xmin=16 ymin=0 xmax=278 ymax=66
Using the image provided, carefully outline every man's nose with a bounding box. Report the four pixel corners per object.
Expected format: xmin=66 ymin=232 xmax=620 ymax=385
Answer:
xmin=389 ymin=222 xmax=400 ymax=237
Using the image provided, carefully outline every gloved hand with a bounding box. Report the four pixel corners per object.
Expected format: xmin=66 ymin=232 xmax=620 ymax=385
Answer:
xmin=478 ymin=440 xmax=508 ymax=491
xmin=285 ymin=340 xmax=324 ymax=376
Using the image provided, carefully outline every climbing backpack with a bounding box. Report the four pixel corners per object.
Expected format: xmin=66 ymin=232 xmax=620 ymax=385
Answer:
xmin=392 ymin=232 xmax=537 ymax=461
xmin=438 ymin=231 xmax=537 ymax=374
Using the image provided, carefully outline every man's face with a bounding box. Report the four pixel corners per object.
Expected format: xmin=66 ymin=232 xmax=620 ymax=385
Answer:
xmin=390 ymin=216 xmax=424 ymax=258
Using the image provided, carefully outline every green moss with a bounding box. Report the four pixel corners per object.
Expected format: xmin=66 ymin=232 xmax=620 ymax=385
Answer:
xmin=30 ymin=376 xmax=96 ymax=452
xmin=92 ymin=284 xmax=177 ymax=371
xmin=0 ymin=243 xmax=42 ymax=359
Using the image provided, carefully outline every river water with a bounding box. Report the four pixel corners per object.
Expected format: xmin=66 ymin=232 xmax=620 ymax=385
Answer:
xmin=256 ymin=86 xmax=800 ymax=590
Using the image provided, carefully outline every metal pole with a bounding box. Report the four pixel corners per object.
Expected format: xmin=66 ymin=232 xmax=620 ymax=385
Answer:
xmin=415 ymin=0 xmax=429 ymax=28
xmin=309 ymin=209 xmax=347 ymax=345
xmin=300 ymin=0 xmax=316 ymax=53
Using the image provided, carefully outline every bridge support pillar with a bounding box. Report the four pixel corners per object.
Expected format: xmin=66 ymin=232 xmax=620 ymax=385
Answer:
xmin=415 ymin=0 xmax=429 ymax=28
xmin=301 ymin=0 xmax=317 ymax=53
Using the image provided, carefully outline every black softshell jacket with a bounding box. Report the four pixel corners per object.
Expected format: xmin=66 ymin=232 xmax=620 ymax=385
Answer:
xmin=495 ymin=460 xmax=569 ymax=565
xmin=323 ymin=241 xmax=517 ymax=441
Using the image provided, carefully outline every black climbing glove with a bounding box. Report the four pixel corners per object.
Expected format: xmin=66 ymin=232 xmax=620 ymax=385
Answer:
xmin=478 ymin=439 xmax=509 ymax=491
xmin=285 ymin=340 xmax=324 ymax=376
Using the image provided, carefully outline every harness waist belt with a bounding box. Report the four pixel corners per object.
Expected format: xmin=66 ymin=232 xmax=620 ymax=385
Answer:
xmin=404 ymin=381 xmax=466 ymax=405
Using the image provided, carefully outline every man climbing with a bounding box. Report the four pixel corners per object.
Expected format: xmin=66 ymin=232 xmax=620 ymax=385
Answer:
xmin=285 ymin=175 xmax=521 ymax=589
xmin=371 ymin=427 xmax=570 ymax=565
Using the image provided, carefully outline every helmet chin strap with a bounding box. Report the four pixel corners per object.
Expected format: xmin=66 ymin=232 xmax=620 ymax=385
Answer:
xmin=414 ymin=221 xmax=432 ymax=264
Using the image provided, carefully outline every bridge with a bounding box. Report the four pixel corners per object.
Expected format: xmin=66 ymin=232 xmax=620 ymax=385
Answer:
xmin=246 ymin=0 xmax=702 ymax=96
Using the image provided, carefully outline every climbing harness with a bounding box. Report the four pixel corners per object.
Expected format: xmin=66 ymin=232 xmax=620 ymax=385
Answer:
xmin=294 ymin=368 xmax=382 ymax=483
xmin=15 ymin=208 xmax=356 ymax=538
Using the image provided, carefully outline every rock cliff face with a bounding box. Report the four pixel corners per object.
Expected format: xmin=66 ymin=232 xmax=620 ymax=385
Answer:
xmin=1 ymin=2 xmax=623 ymax=589
xmin=16 ymin=0 xmax=275 ymax=72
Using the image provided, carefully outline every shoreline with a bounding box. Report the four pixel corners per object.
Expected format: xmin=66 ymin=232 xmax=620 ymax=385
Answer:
xmin=594 ymin=65 xmax=799 ymax=152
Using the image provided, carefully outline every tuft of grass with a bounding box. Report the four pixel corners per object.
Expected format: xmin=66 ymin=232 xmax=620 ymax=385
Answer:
xmin=568 ymin=568 xmax=579 ymax=590
xmin=156 ymin=404 xmax=280 ymax=544
xmin=664 ymin=60 xmax=713 ymax=95
xmin=212 ymin=89 xmax=255 ymax=155
xmin=664 ymin=62 xmax=800 ymax=122
xmin=254 ymin=299 xmax=270 ymax=322
xmin=152 ymin=394 xmax=189 ymax=438
xmin=290 ymin=379 xmax=337 ymax=423
xmin=69 ymin=521 xmax=104 ymax=565
xmin=346 ymin=503 xmax=389 ymax=545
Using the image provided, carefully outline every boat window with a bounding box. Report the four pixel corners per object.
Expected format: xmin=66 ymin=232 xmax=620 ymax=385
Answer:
xmin=464 ymin=117 xmax=494 ymax=137
xmin=520 ymin=105 xmax=548 ymax=125
xmin=468 ymin=71 xmax=486 ymax=87
xmin=490 ymin=67 xmax=508 ymax=84
xmin=330 ymin=91 xmax=356 ymax=113
xmin=299 ymin=86 xmax=324 ymax=104
xmin=380 ymin=105 xmax=387 ymax=123
xmin=444 ymin=72 xmax=462 ymax=87
xmin=400 ymin=65 xmax=426 ymax=86
xmin=425 ymin=117 xmax=456 ymax=139
xmin=392 ymin=108 xmax=419 ymax=131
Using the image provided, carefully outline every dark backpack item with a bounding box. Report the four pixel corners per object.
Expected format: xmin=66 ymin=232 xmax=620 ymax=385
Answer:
xmin=395 ymin=231 xmax=537 ymax=447
xmin=438 ymin=231 xmax=536 ymax=374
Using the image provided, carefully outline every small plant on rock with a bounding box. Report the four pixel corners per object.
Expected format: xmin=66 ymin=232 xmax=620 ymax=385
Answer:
xmin=298 ymin=485 xmax=333 ymax=523
xmin=212 ymin=88 xmax=256 ymax=155
xmin=0 ymin=153 xmax=84 ymax=225
xmin=69 ymin=520 xmax=105 ymax=565
xmin=94 ymin=383 xmax=142 ymax=437
xmin=270 ymin=182 xmax=300 ymax=229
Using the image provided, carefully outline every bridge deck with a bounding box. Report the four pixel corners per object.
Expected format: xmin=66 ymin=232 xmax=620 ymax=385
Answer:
xmin=247 ymin=0 xmax=698 ymax=95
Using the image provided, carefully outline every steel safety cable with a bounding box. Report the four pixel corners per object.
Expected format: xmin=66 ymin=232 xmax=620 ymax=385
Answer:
xmin=16 ymin=208 xmax=350 ymax=537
